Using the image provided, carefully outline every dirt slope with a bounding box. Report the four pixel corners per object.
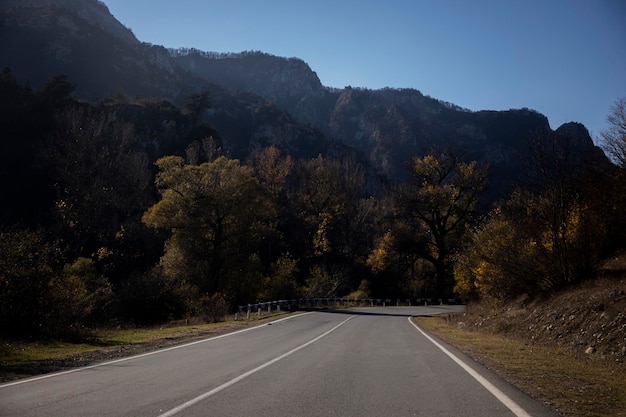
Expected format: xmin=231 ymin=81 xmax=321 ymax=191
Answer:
xmin=455 ymin=254 xmax=626 ymax=366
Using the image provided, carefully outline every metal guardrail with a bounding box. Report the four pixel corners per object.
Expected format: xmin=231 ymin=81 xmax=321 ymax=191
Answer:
xmin=235 ymin=297 xmax=463 ymax=320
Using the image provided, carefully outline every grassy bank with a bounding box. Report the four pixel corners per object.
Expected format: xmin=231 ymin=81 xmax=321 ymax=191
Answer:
xmin=0 ymin=312 xmax=292 ymax=382
xmin=415 ymin=315 xmax=626 ymax=417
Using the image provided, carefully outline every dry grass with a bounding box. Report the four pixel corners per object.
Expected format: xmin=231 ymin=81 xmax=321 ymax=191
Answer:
xmin=0 ymin=322 xmax=234 ymax=365
xmin=415 ymin=315 xmax=626 ymax=417
xmin=0 ymin=312 xmax=292 ymax=382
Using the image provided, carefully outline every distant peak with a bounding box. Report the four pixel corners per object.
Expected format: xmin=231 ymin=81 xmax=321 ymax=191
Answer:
xmin=555 ymin=122 xmax=593 ymax=144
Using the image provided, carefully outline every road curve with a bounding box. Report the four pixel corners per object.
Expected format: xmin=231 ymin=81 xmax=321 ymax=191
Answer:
xmin=0 ymin=306 xmax=558 ymax=416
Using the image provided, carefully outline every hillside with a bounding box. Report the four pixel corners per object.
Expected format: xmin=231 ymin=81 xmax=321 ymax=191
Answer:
xmin=453 ymin=253 xmax=626 ymax=364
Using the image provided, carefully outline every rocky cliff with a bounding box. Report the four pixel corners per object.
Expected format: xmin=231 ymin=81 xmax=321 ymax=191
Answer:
xmin=175 ymin=49 xmax=602 ymax=189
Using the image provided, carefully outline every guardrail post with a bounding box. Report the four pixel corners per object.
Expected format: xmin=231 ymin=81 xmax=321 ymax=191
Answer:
xmin=247 ymin=306 xmax=251 ymax=319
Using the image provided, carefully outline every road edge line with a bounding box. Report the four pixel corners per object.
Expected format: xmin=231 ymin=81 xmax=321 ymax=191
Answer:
xmin=408 ymin=316 xmax=533 ymax=417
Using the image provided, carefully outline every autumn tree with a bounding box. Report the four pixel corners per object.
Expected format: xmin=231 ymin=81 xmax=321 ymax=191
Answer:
xmin=0 ymin=228 xmax=112 ymax=338
xmin=249 ymin=146 xmax=295 ymax=269
xmin=290 ymin=154 xmax=374 ymax=295
xmin=49 ymin=257 xmax=113 ymax=331
xmin=47 ymin=105 xmax=155 ymax=282
xmin=454 ymin=207 xmax=543 ymax=303
xmin=292 ymin=155 xmax=371 ymax=258
xmin=524 ymin=132 xmax=606 ymax=288
xmin=0 ymin=228 xmax=56 ymax=337
xmin=259 ymin=253 xmax=300 ymax=301
xmin=366 ymin=225 xmax=433 ymax=297
xmin=251 ymin=145 xmax=294 ymax=199
xmin=455 ymin=131 xmax=609 ymax=304
xmin=142 ymin=156 xmax=273 ymax=306
xmin=455 ymin=185 xmax=606 ymax=304
xmin=393 ymin=149 xmax=489 ymax=298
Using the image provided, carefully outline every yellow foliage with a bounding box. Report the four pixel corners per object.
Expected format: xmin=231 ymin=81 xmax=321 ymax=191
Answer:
xmin=367 ymin=231 xmax=394 ymax=273
xmin=313 ymin=212 xmax=332 ymax=256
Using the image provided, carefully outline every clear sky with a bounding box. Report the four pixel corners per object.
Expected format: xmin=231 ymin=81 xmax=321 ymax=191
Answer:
xmin=102 ymin=0 xmax=625 ymax=140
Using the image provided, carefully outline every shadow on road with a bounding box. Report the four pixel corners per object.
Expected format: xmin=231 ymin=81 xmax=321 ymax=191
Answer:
xmin=313 ymin=307 xmax=446 ymax=318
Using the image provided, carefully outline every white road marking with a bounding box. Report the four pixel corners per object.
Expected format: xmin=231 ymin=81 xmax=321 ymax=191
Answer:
xmin=408 ymin=317 xmax=533 ymax=417
xmin=0 ymin=312 xmax=312 ymax=389
xmin=157 ymin=315 xmax=355 ymax=417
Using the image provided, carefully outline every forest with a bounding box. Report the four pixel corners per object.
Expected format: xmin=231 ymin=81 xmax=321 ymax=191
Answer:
xmin=1 ymin=69 xmax=625 ymax=339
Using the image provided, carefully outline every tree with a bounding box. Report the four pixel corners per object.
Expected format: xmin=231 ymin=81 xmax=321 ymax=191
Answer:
xmin=0 ymin=228 xmax=56 ymax=337
xmin=48 ymin=105 xmax=154 ymax=280
xmin=249 ymin=146 xmax=294 ymax=264
xmin=454 ymin=208 xmax=542 ymax=304
xmin=40 ymin=73 xmax=75 ymax=108
xmin=600 ymin=97 xmax=626 ymax=168
xmin=291 ymin=154 xmax=373 ymax=294
xmin=0 ymin=71 xmax=74 ymax=225
xmin=185 ymin=135 xmax=223 ymax=165
xmin=292 ymin=155 xmax=369 ymax=258
xmin=524 ymin=132 xmax=605 ymax=288
xmin=396 ymin=149 xmax=489 ymax=298
xmin=259 ymin=253 xmax=301 ymax=301
xmin=183 ymin=91 xmax=211 ymax=124
xmin=454 ymin=128 xmax=611 ymax=304
xmin=366 ymin=226 xmax=431 ymax=298
xmin=49 ymin=257 xmax=113 ymax=331
xmin=0 ymin=228 xmax=112 ymax=337
xmin=251 ymin=145 xmax=294 ymax=199
xmin=598 ymin=97 xmax=626 ymax=250
xmin=142 ymin=156 xmax=273 ymax=305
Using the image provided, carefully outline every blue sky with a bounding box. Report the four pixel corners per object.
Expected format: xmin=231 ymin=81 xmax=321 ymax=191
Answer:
xmin=102 ymin=0 xmax=625 ymax=140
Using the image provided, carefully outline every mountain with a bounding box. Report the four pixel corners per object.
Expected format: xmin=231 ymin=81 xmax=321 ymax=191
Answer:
xmin=173 ymin=49 xmax=606 ymax=194
xmin=0 ymin=0 xmax=195 ymax=100
xmin=1 ymin=0 xmax=608 ymax=196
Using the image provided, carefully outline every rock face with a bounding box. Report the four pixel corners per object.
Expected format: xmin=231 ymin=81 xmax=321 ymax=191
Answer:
xmin=171 ymin=49 xmax=335 ymax=127
xmin=1 ymin=0 xmax=608 ymax=194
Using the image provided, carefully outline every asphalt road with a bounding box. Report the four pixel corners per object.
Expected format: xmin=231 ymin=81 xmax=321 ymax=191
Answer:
xmin=0 ymin=306 xmax=558 ymax=416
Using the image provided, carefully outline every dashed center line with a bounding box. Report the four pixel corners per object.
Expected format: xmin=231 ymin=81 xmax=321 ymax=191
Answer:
xmin=157 ymin=315 xmax=355 ymax=417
